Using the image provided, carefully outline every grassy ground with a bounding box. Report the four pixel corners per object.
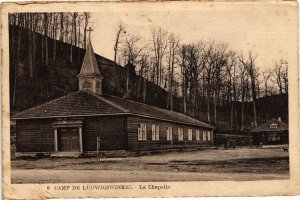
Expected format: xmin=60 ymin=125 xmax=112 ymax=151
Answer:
xmin=11 ymin=147 xmax=289 ymax=183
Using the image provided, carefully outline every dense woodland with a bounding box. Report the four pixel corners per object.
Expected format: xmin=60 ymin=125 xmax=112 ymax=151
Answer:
xmin=9 ymin=13 xmax=288 ymax=133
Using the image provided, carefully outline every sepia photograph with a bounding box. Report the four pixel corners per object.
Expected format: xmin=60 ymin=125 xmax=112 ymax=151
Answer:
xmin=1 ymin=1 xmax=299 ymax=198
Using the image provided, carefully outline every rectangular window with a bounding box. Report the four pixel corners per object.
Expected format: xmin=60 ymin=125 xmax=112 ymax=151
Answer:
xmin=203 ymin=130 xmax=207 ymax=141
xmin=155 ymin=125 xmax=159 ymax=140
xmin=152 ymin=124 xmax=159 ymax=141
xmin=178 ymin=128 xmax=184 ymax=141
xmin=138 ymin=123 xmax=147 ymax=141
xmin=167 ymin=126 xmax=173 ymax=141
xmin=207 ymin=130 xmax=211 ymax=141
xmin=138 ymin=124 xmax=142 ymax=140
xmin=188 ymin=129 xmax=193 ymax=141
xmin=196 ymin=130 xmax=200 ymax=141
xmin=268 ymin=134 xmax=280 ymax=142
xmin=142 ymin=123 xmax=147 ymax=140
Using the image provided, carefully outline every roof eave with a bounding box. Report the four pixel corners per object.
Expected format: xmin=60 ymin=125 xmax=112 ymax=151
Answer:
xmin=12 ymin=112 xmax=214 ymax=129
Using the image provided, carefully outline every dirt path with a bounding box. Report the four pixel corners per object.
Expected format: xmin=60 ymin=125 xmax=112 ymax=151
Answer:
xmin=11 ymin=147 xmax=289 ymax=183
xmin=11 ymin=169 xmax=289 ymax=183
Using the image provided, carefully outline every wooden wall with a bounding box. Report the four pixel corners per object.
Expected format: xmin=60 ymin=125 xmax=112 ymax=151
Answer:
xmin=16 ymin=116 xmax=128 ymax=153
xmin=83 ymin=116 xmax=127 ymax=151
xmin=252 ymin=131 xmax=289 ymax=145
xmin=16 ymin=119 xmax=55 ymax=152
xmin=126 ymin=116 xmax=213 ymax=151
xmin=16 ymin=115 xmax=212 ymax=153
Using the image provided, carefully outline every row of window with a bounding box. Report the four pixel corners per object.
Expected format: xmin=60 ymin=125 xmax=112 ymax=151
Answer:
xmin=138 ymin=123 xmax=212 ymax=141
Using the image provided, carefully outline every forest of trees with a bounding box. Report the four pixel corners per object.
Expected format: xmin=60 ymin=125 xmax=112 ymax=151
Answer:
xmin=9 ymin=13 xmax=288 ymax=131
xmin=113 ymin=23 xmax=288 ymax=129
xmin=9 ymin=12 xmax=92 ymax=107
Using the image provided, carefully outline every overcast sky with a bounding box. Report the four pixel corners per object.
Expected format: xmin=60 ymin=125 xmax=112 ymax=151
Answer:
xmin=89 ymin=2 xmax=297 ymax=72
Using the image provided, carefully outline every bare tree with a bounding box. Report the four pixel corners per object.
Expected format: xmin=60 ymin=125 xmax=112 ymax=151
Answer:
xmin=210 ymin=43 xmax=229 ymax=124
xmin=137 ymin=53 xmax=151 ymax=101
xmin=272 ymin=59 xmax=288 ymax=95
xmin=226 ymin=51 xmax=238 ymax=131
xmin=262 ymin=69 xmax=273 ymax=96
xmin=166 ymin=33 xmax=179 ymax=111
xmin=151 ymin=27 xmax=169 ymax=86
xmin=114 ymin=23 xmax=126 ymax=63
xmin=120 ymin=34 xmax=145 ymax=98
xmin=83 ymin=12 xmax=91 ymax=48
xmin=121 ymin=35 xmax=143 ymax=65
xmin=179 ymin=45 xmax=188 ymax=114
xmin=239 ymin=52 xmax=258 ymax=127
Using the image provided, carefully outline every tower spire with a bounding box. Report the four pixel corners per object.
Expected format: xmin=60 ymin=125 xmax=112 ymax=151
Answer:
xmin=86 ymin=27 xmax=93 ymax=43
xmin=77 ymin=39 xmax=103 ymax=95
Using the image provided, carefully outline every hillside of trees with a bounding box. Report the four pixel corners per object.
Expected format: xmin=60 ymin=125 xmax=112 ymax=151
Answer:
xmin=9 ymin=13 xmax=288 ymax=134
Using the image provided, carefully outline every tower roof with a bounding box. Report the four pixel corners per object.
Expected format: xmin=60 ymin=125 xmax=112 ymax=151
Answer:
xmin=78 ymin=41 xmax=102 ymax=77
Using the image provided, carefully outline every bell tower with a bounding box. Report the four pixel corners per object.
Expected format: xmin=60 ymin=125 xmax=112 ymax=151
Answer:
xmin=77 ymin=29 xmax=103 ymax=95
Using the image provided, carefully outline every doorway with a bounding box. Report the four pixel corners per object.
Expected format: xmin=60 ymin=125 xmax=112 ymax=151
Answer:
xmin=57 ymin=127 xmax=80 ymax=152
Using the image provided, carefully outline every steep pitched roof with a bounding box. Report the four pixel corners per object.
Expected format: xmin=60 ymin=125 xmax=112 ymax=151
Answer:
xmin=12 ymin=91 xmax=214 ymax=128
xmin=78 ymin=41 xmax=102 ymax=77
xmin=252 ymin=118 xmax=288 ymax=133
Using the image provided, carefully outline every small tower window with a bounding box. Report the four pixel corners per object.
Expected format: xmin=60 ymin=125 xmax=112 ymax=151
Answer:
xmin=82 ymin=80 xmax=91 ymax=89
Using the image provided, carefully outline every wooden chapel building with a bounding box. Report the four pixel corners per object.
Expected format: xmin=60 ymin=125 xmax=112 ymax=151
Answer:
xmin=12 ymin=41 xmax=215 ymax=157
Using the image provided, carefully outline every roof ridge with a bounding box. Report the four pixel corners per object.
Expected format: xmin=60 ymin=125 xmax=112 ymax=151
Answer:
xmin=83 ymin=91 xmax=129 ymax=113
xmin=12 ymin=91 xmax=81 ymax=118
xmin=104 ymin=94 xmax=213 ymax=128
xmin=252 ymin=118 xmax=288 ymax=132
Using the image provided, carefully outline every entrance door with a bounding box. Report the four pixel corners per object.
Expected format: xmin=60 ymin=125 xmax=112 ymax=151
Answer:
xmin=58 ymin=128 xmax=80 ymax=151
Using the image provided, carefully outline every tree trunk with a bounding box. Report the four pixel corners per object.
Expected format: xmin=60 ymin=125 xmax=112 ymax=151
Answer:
xmin=213 ymin=90 xmax=217 ymax=124
xmin=54 ymin=40 xmax=56 ymax=61
xmin=84 ymin=27 xmax=87 ymax=49
xmin=192 ymin=81 xmax=197 ymax=117
xmin=28 ymin=29 xmax=33 ymax=78
xmin=125 ymin=67 xmax=130 ymax=98
xmin=230 ymin=101 xmax=233 ymax=132
xmin=32 ymin=32 xmax=36 ymax=90
xmin=142 ymin=77 xmax=147 ymax=102
xmin=241 ymin=88 xmax=245 ymax=131
xmin=137 ymin=71 xmax=142 ymax=100
xmin=234 ymin=102 xmax=238 ymax=130
xmin=253 ymin=100 xmax=257 ymax=127
xmin=45 ymin=36 xmax=48 ymax=65
xmin=60 ymin=13 xmax=64 ymax=42
xmin=182 ymin=75 xmax=187 ymax=114
xmin=170 ymin=61 xmax=174 ymax=111
xmin=13 ymin=29 xmax=21 ymax=108
xmin=206 ymin=88 xmax=210 ymax=122
xmin=70 ymin=44 xmax=73 ymax=63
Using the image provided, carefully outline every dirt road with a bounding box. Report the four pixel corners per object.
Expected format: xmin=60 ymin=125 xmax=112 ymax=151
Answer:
xmin=11 ymin=147 xmax=289 ymax=183
xmin=12 ymin=169 xmax=288 ymax=183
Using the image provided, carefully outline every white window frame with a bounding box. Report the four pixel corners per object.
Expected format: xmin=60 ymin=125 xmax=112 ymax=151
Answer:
xmin=138 ymin=123 xmax=147 ymax=141
xmin=207 ymin=130 xmax=211 ymax=141
xmin=188 ymin=129 xmax=193 ymax=141
xmin=167 ymin=126 xmax=173 ymax=141
xmin=178 ymin=128 xmax=184 ymax=141
xmin=196 ymin=130 xmax=200 ymax=141
xmin=155 ymin=125 xmax=159 ymax=140
xmin=138 ymin=124 xmax=142 ymax=141
xmin=203 ymin=130 xmax=207 ymax=141
xmin=152 ymin=124 xmax=159 ymax=141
